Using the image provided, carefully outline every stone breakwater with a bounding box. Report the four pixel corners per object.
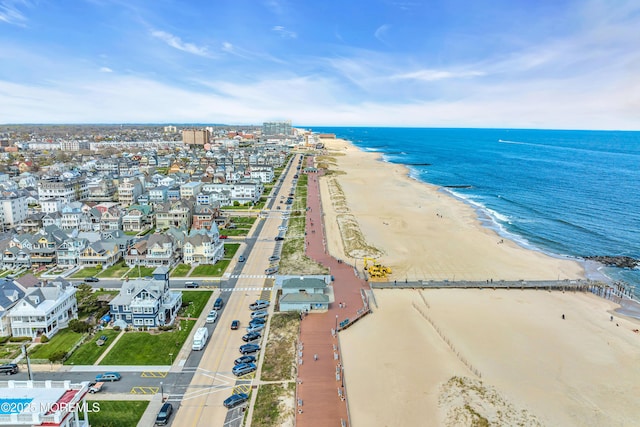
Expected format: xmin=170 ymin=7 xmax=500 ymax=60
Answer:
xmin=585 ymin=256 xmax=639 ymax=269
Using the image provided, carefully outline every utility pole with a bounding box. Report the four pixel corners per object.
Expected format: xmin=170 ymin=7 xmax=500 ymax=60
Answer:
xmin=22 ymin=344 xmax=33 ymax=381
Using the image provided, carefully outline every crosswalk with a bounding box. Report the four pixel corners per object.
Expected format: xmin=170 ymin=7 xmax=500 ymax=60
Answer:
xmin=219 ymin=287 xmax=273 ymax=292
xmin=224 ymin=274 xmax=276 ymax=279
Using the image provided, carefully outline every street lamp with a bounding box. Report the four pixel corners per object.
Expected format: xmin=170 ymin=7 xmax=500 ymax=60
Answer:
xmin=160 ymin=381 xmax=164 ymax=401
xmin=335 ymin=314 xmax=338 ymax=331
xmin=169 ymin=353 xmax=173 ymax=366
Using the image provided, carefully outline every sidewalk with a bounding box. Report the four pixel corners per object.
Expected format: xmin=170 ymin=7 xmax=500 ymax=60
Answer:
xmin=295 ymin=160 xmax=370 ymax=427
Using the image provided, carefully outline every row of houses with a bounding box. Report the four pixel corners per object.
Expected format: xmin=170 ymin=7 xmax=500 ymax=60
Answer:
xmin=0 ymin=266 xmax=184 ymax=339
xmin=0 ymin=222 xmax=225 ymax=272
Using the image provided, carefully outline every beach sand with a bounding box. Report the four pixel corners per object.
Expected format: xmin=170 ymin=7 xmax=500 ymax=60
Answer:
xmin=315 ymin=137 xmax=640 ymax=426
xmin=318 ymin=138 xmax=584 ymax=281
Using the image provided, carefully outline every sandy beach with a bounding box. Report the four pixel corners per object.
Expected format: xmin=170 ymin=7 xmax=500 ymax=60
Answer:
xmin=317 ymin=138 xmax=585 ymax=281
xmin=316 ymin=137 xmax=640 ymax=426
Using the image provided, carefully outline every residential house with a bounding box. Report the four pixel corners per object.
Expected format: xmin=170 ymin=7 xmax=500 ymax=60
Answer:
xmin=0 ymin=191 xmax=28 ymax=228
xmin=0 ymin=278 xmax=26 ymax=336
xmin=19 ymin=212 xmax=44 ymax=233
xmin=154 ymin=200 xmax=192 ymax=230
xmin=182 ymin=228 xmax=224 ymax=265
xmin=124 ymin=232 xmax=181 ymax=268
xmin=41 ymin=211 xmax=62 ymax=228
xmin=118 ymin=177 xmax=144 ymax=207
xmin=148 ymin=186 xmax=169 ymax=203
xmin=78 ymin=240 xmax=120 ymax=268
xmin=8 ymin=280 xmax=78 ymax=339
xmin=99 ymin=206 xmax=122 ymax=231
xmin=56 ymin=237 xmax=88 ymax=266
xmin=179 ymin=182 xmax=203 ymax=199
xmin=192 ymin=204 xmax=220 ymax=230
xmin=122 ymin=205 xmax=153 ymax=233
xmin=109 ymin=266 xmax=182 ymax=329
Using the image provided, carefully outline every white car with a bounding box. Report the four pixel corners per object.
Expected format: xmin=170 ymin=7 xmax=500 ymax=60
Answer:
xmin=278 ymin=226 xmax=288 ymax=231
xmin=206 ymin=310 xmax=218 ymax=323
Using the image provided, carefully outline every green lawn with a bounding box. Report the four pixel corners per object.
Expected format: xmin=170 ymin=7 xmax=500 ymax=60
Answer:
xmin=70 ymin=266 xmax=101 ymax=279
xmin=192 ymin=261 xmax=229 ymax=277
xmin=81 ymin=400 xmax=149 ymax=427
xmin=99 ymin=320 xmax=195 ymax=365
xmin=231 ymin=216 xmax=257 ymax=225
xmin=29 ymin=329 xmax=84 ymax=361
xmin=171 ymin=263 xmax=191 ymax=277
xmin=180 ymin=291 xmax=213 ymax=318
xmin=222 ymin=229 xmax=249 ymax=236
xmin=224 ymin=243 xmax=240 ymax=258
xmin=131 ymin=266 xmax=155 ymax=277
xmin=100 ymin=261 xmax=131 ymax=278
xmin=64 ymin=329 xmax=121 ymax=365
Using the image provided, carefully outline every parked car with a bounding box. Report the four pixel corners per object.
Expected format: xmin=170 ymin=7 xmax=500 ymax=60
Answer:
xmin=234 ymin=355 xmax=256 ymax=365
xmin=88 ymin=382 xmax=104 ymax=393
xmin=246 ymin=323 xmax=265 ymax=334
xmin=213 ymin=297 xmax=224 ymax=310
xmin=238 ymin=255 xmax=246 ymax=262
xmin=206 ymin=310 xmax=218 ymax=323
xmin=96 ymin=335 xmax=108 ymax=346
xmin=219 ymin=235 xmax=228 ymax=239
xmin=0 ymin=363 xmax=19 ymax=375
xmin=265 ymin=266 xmax=278 ymax=275
xmin=230 ymin=320 xmax=240 ymax=330
xmin=85 ymin=277 xmax=99 ymax=283
xmin=232 ymin=363 xmax=257 ymax=377
xmin=95 ymin=372 xmax=121 ymax=382
xmin=249 ymin=318 xmax=266 ymax=326
xmin=250 ymin=310 xmax=269 ymax=319
xmin=239 ymin=343 xmax=260 ymax=354
xmin=223 ymin=392 xmax=249 ymax=409
xmin=184 ymin=282 xmax=199 ymax=288
xmin=249 ymin=300 xmax=270 ymax=311
xmin=155 ymin=402 xmax=173 ymax=425
xmin=278 ymin=226 xmax=288 ymax=231
xmin=242 ymin=332 xmax=262 ymax=342
xmin=268 ymin=255 xmax=280 ymax=262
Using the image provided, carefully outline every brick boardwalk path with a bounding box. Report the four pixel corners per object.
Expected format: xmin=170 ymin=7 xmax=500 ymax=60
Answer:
xmin=296 ymin=158 xmax=371 ymax=427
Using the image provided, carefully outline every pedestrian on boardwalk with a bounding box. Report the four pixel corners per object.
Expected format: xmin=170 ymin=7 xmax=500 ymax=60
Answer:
xmin=314 ymin=354 xmax=318 ymax=361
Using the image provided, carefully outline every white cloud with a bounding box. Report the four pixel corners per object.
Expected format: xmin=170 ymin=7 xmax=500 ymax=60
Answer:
xmin=0 ymin=0 xmax=29 ymax=26
xmin=151 ymin=30 xmax=211 ymax=57
xmin=374 ymin=24 xmax=390 ymax=44
xmin=391 ymin=69 xmax=485 ymax=81
xmin=272 ymin=26 xmax=297 ymax=39
xmin=99 ymin=67 xmax=113 ymax=73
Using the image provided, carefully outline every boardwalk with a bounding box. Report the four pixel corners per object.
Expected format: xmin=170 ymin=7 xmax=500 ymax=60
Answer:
xmin=295 ymin=161 xmax=369 ymax=427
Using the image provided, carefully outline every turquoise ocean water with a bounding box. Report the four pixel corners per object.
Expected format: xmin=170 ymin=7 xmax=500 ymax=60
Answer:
xmin=311 ymin=127 xmax=640 ymax=296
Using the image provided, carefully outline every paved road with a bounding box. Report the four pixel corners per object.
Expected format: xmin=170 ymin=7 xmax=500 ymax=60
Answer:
xmin=174 ymin=153 xmax=303 ymax=427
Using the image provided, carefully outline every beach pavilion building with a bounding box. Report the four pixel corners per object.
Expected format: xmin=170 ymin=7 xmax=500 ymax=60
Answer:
xmin=278 ymin=276 xmax=331 ymax=312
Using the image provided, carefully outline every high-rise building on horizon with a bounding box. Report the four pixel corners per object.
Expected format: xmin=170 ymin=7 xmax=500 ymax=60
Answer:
xmin=262 ymin=121 xmax=292 ymax=136
xmin=182 ymin=129 xmax=210 ymax=145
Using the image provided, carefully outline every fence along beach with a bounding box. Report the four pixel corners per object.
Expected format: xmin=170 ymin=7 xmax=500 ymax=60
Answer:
xmin=316 ymin=136 xmax=640 ymax=427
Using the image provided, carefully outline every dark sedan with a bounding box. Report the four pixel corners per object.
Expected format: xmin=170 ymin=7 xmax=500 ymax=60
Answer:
xmin=223 ymin=393 xmax=249 ymax=409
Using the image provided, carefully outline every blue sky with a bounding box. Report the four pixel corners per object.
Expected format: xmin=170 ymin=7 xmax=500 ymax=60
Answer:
xmin=1 ymin=0 xmax=639 ymax=129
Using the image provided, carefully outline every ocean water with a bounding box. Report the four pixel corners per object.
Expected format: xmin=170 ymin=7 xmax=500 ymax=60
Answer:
xmin=311 ymin=127 xmax=640 ymax=295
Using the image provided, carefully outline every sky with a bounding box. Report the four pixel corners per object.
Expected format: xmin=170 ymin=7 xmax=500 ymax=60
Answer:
xmin=1 ymin=0 xmax=639 ymax=130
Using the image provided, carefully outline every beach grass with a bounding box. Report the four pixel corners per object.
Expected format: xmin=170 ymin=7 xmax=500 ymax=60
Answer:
xmin=252 ymin=383 xmax=294 ymax=427
xmin=260 ymin=312 xmax=299 ymax=381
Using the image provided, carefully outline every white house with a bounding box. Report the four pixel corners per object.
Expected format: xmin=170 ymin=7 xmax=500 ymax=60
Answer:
xmin=278 ymin=276 xmax=331 ymax=312
xmin=8 ymin=280 xmax=78 ymax=339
